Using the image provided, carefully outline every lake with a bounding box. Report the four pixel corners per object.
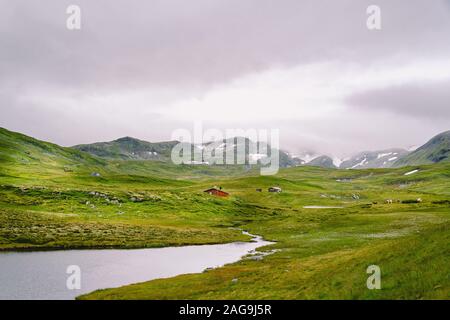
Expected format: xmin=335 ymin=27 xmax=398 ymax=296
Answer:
xmin=0 ymin=232 xmax=273 ymax=300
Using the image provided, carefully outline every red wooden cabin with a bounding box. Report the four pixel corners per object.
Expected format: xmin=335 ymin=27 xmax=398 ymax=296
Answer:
xmin=204 ymin=188 xmax=229 ymax=197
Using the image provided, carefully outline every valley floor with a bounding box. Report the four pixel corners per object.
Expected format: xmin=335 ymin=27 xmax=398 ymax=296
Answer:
xmin=1 ymin=156 xmax=449 ymax=299
xmin=80 ymin=220 xmax=449 ymax=299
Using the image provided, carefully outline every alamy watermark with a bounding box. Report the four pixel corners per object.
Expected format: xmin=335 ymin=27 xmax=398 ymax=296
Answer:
xmin=366 ymin=265 xmax=381 ymax=290
xmin=65 ymin=5 xmax=380 ymax=31
xmin=66 ymin=5 xmax=81 ymax=30
xmin=66 ymin=265 xmax=81 ymax=290
xmin=367 ymin=5 xmax=381 ymax=30
xmin=170 ymin=122 xmax=280 ymax=175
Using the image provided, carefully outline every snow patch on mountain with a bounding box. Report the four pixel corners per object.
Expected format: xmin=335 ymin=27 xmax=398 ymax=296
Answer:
xmin=351 ymin=157 xmax=368 ymax=169
xmin=294 ymin=152 xmax=321 ymax=164
xmin=377 ymin=152 xmax=393 ymax=159
xmin=404 ymin=169 xmax=419 ymax=176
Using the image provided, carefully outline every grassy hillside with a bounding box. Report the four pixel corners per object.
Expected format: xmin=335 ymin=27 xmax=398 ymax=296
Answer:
xmin=0 ymin=127 xmax=449 ymax=299
xmin=0 ymin=127 xmax=107 ymax=183
xmin=394 ymin=130 xmax=450 ymax=167
xmin=0 ymin=128 xmax=255 ymax=249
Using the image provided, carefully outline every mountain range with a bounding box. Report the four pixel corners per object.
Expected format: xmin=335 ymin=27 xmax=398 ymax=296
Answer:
xmin=290 ymin=131 xmax=449 ymax=169
xmin=1 ymin=127 xmax=449 ymax=170
xmin=74 ymin=137 xmax=178 ymax=161
xmin=339 ymin=148 xmax=410 ymax=169
xmin=74 ymin=136 xmax=297 ymax=168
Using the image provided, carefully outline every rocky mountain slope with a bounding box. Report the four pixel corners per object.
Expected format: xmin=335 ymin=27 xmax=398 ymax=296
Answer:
xmin=339 ymin=148 xmax=409 ymax=169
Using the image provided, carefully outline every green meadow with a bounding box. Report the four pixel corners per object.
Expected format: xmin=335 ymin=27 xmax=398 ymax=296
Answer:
xmin=0 ymin=128 xmax=449 ymax=299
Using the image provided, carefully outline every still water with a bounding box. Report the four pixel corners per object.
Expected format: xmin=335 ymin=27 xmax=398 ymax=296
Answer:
xmin=0 ymin=233 xmax=272 ymax=300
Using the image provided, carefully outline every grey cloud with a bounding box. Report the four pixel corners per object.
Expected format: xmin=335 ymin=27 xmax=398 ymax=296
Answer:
xmin=345 ymin=81 xmax=450 ymax=120
xmin=0 ymin=93 xmax=176 ymax=146
xmin=1 ymin=0 xmax=450 ymax=153
xmin=1 ymin=0 xmax=450 ymax=90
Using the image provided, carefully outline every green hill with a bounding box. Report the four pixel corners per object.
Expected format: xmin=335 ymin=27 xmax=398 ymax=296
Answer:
xmin=0 ymin=127 xmax=107 ymax=180
xmin=394 ymin=130 xmax=450 ymax=167
xmin=73 ymin=137 xmax=178 ymax=161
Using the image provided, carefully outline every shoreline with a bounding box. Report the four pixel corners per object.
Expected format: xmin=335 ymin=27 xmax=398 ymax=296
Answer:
xmin=0 ymin=230 xmax=273 ymax=253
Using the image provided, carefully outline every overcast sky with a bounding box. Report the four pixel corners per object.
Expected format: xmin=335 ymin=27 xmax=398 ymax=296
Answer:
xmin=1 ymin=0 xmax=450 ymax=157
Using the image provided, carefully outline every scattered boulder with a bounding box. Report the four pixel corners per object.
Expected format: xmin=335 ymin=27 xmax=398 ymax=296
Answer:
xmin=130 ymin=196 xmax=143 ymax=203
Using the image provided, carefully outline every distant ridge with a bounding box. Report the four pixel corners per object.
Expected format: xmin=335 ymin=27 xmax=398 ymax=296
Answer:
xmin=73 ymin=137 xmax=179 ymax=161
xmin=304 ymin=155 xmax=336 ymax=169
xmin=393 ymin=130 xmax=450 ymax=167
xmin=1 ymin=127 xmax=449 ymax=170
xmin=285 ymin=130 xmax=449 ymax=169
xmin=339 ymin=148 xmax=409 ymax=169
xmin=73 ymin=135 xmax=297 ymax=167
